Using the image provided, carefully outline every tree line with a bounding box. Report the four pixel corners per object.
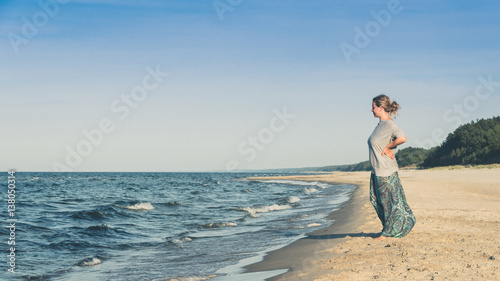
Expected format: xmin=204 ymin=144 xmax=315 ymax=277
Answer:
xmin=419 ymin=116 xmax=500 ymax=167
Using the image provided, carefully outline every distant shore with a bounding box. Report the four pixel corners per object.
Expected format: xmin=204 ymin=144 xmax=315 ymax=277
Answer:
xmin=244 ymin=167 xmax=500 ymax=280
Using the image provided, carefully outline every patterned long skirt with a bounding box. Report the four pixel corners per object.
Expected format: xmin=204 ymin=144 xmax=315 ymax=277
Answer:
xmin=370 ymin=172 xmax=416 ymax=238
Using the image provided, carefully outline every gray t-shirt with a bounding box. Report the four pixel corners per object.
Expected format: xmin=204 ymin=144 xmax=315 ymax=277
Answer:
xmin=368 ymin=120 xmax=405 ymax=177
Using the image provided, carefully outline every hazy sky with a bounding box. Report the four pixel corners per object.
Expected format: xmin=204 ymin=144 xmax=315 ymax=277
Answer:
xmin=2 ymin=0 xmax=500 ymax=172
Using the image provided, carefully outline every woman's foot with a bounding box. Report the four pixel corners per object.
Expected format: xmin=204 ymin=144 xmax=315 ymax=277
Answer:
xmin=374 ymin=235 xmax=387 ymax=241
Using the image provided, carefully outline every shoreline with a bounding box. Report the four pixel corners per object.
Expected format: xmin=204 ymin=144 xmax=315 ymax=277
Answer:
xmin=242 ymin=172 xmax=373 ymax=280
xmin=240 ymin=168 xmax=500 ymax=280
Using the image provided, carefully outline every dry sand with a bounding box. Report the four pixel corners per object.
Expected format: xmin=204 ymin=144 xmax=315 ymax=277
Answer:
xmin=246 ymin=168 xmax=500 ymax=281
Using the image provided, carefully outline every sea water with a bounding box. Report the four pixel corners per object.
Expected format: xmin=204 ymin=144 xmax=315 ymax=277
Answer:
xmin=2 ymin=172 xmax=355 ymax=281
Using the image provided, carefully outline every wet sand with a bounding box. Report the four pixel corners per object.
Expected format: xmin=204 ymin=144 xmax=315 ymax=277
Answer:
xmin=245 ymin=168 xmax=500 ymax=280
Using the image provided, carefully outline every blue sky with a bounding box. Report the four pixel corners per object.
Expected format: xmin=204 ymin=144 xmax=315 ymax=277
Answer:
xmin=2 ymin=0 xmax=500 ymax=172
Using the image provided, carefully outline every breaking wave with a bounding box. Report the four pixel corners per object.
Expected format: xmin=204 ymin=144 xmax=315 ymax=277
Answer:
xmin=124 ymin=202 xmax=155 ymax=210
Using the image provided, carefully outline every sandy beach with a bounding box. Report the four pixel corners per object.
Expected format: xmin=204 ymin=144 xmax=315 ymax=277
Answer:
xmin=246 ymin=167 xmax=500 ymax=280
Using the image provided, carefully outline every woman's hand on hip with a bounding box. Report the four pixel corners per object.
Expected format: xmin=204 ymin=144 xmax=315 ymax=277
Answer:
xmin=382 ymin=137 xmax=406 ymax=160
xmin=382 ymin=147 xmax=395 ymax=159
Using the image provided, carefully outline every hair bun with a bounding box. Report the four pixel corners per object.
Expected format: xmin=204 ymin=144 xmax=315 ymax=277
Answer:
xmin=391 ymin=101 xmax=400 ymax=112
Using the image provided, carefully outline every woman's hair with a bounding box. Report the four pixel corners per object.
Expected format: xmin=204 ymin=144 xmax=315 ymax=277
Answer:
xmin=373 ymin=94 xmax=400 ymax=117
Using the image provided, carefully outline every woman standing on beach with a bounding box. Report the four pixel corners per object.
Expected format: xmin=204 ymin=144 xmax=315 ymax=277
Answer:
xmin=368 ymin=94 xmax=416 ymax=240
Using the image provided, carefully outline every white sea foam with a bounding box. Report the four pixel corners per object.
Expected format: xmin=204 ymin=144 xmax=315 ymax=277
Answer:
xmin=125 ymin=202 xmax=155 ymax=210
xmin=79 ymin=257 xmax=102 ymax=266
xmin=315 ymin=182 xmax=331 ymax=189
xmin=182 ymin=237 xmax=192 ymax=243
xmin=203 ymin=222 xmax=238 ymax=228
xmin=304 ymin=187 xmax=318 ymax=193
xmin=171 ymin=237 xmax=192 ymax=248
xmin=293 ymin=222 xmax=322 ymax=229
xmin=286 ymin=196 xmax=301 ymax=204
xmin=238 ymin=204 xmax=291 ymax=217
